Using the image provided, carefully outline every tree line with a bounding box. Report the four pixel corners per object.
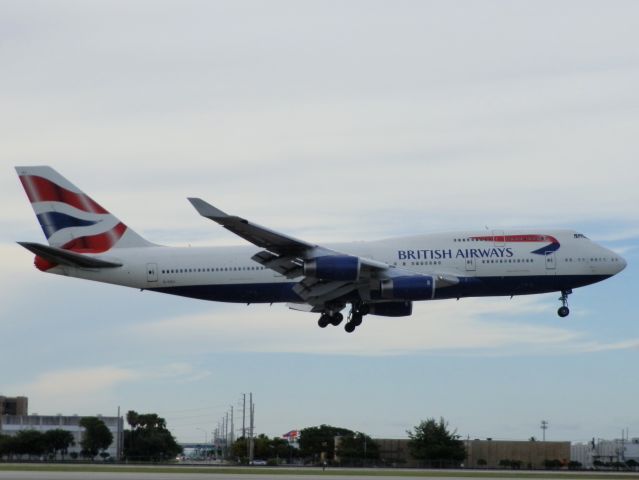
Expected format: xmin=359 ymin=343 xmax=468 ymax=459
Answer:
xmin=0 ymin=417 xmax=112 ymax=461
xmin=0 ymin=414 xmax=464 ymax=467
xmin=0 ymin=412 xmax=182 ymax=462
xmin=224 ymin=417 xmax=464 ymax=468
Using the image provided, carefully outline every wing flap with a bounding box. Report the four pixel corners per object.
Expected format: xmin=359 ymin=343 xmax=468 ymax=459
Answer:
xmin=251 ymin=250 xmax=304 ymax=278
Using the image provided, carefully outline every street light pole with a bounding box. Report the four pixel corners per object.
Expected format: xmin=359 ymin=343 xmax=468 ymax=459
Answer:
xmin=540 ymin=420 xmax=548 ymax=442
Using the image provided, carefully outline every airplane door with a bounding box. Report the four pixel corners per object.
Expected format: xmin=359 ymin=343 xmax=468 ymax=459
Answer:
xmin=545 ymin=252 xmax=556 ymax=271
xmin=492 ymin=230 xmax=505 ymax=246
xmin=146 ymin=263 xmax=158 ymax=282
xmin=465 ymin=257 xmax=476 ymax=272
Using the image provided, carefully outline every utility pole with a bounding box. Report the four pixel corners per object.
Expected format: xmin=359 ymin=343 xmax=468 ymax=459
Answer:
xmin=249 ymin=393 xmax=255 ymax=463
xmin=225 ymin=411 xmax=229 ymax=457
xmin=242 ymin=394 xmax=246 ymax=440
xmin=230 ymin=405 xmax=234 ymax=447
xmin=540 ymin=420 xmax=548 ymax=442
xmin=117 ymin=406 xmax=121 ymax=462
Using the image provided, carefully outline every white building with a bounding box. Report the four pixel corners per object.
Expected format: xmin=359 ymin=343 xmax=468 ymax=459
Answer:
xmin=572 ymin=439 xmax=639 ymax=467
xmin=0 ymin=414 xmax=123 ymax=460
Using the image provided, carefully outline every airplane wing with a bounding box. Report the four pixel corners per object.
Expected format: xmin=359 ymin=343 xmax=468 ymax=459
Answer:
xmin=188 ymin=198 xmax=394 ymax=308
xmin=187 ymin=198 xmax=313 ymax=255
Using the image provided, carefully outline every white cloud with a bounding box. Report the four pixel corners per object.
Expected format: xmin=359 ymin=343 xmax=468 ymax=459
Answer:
xmin=8 ymin=366 xmax=139 ymax=407
xmin=150 ymin=362 xmax=212 ymax=383
xmin=5 ymin=362 xmax=211 ymax=415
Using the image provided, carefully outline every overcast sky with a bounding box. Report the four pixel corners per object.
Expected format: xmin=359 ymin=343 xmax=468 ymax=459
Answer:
xmin=2 ymin=0 xmax=639 ymax=444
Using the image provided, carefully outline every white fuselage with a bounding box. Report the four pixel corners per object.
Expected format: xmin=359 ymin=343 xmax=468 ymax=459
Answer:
xmin=43 ymin=229 xmax=625 ymax=304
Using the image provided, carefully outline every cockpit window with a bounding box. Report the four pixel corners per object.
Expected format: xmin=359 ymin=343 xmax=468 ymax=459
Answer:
xmin=573 ymin=233 xmax=588 ymax=239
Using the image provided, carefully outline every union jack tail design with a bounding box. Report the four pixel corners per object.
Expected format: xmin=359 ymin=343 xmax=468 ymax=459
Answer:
xmin=16 ymin=166 xmax=152 ymax=253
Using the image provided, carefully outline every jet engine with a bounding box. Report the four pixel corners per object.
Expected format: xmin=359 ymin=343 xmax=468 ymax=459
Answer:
xmin=304 ymin=255 xmax=361 ymax=281
xmin=380 ymin=275 xmax=434 ymax=301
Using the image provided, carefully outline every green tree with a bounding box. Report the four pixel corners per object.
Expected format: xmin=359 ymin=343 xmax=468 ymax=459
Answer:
xmin=231 ymin=435 xmax=294 ymax=463
xmin=43 ymin=429 xmax=75 ymax=460
xmin=477 ymin=458 xmax=487 ymax=467
xmin=123 ymin=410 xmax=182 ymax=461
xmin=336 ymin=432 xmax=380 ymax=466
xmin=299 ymin=425 xmax=353 ymax=461
xmin=407 ymin=418 xmax=466 ymax=468
xmin=0 ymin=434 xmax=12 ymax=459
xmin=126 ymin=411 xmax=140 ymax=429
xmin=268 ymin=436 xmax=293 ymax=460
xmin=253 ymin=433 xmax=272 ymax=459
xmin=80 ymin=417 xmax=113 ymax=459
xmin=13 ymin=430 xmax=46 ymax=459
xmin=230 ymin=436 xmax=246 ymax=460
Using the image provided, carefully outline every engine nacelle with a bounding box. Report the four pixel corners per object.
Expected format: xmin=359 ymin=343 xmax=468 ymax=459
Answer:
xmin=368 ymin=301 xmax=413 ymax=317
xmin=304 ymin=255 xmax=361 ymax=281
xmin=380 ymin=275 xmax=434 ymax=301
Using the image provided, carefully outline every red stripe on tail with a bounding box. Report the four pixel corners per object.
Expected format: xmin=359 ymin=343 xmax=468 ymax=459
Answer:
xmin=19 ymin=175 xmax=108 ymax=214
xmin=61 ymin=223 xmax=127 ymax=253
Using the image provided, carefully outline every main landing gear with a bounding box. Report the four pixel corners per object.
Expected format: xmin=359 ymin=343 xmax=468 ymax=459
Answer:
xmin=318 ymin=312 xmax=343 ymax=328
xmin=557 ymin=289 xmax=572 ymax=318
xmin=317 ymin=304 xmax=370 ymax=332
xmin=344 ymin=304 xmax=369 ymax=333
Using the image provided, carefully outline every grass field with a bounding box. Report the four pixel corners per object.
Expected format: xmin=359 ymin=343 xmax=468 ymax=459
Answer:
xmin=1 ymin=464 xmax=639 ymax=479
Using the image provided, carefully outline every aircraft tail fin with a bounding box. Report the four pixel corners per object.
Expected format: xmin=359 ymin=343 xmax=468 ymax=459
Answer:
xmin=15 ymin=166 xmax=154 ymax=252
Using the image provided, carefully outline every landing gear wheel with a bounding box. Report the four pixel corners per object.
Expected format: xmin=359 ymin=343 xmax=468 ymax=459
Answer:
xmin=330 ymin=312 xmax=344 ymax=326
xmin=343 ymin=303 xmax=370 ymax=332
xmin=557 ymin=289 xmax=572 ymax=318
xmin=318 ymin=315 xmax=330 ymax=328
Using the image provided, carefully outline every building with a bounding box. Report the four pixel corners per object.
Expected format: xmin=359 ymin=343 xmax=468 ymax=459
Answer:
xmin=367 ymin=438 xmax=570 ymax=469
xmin=0 ymin=396 xmax=28 ymax=416
xmin=375 ymin=438 xmax=415 ymax=467
xmin=572 ymin=439 xmax=639 ymax=467
xmin=465 ymin=439 xmax=570 ymax=469
xmin=0 ymin=414 xmax=123 ymax=460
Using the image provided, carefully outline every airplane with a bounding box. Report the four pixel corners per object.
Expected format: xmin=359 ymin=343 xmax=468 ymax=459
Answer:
xmin=16 ymin=166 xmax=627 ymax=333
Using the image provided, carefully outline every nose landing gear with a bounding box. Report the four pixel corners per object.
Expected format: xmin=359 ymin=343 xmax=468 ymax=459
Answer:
xmin=557 ymin=289 xmax=572 ymax=317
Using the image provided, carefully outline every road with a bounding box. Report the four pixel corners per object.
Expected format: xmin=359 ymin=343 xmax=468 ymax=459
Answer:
xmin=1 ymin=466 xmax=639 ymax=480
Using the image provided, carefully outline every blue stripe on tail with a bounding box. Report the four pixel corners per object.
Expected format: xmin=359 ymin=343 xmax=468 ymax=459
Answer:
xmin=36 ymin=212 xmax=99 ymax=238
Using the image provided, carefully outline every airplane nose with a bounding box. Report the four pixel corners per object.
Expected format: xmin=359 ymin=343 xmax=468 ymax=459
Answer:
xmin=618 ymin=256 xmax=627 ymax=273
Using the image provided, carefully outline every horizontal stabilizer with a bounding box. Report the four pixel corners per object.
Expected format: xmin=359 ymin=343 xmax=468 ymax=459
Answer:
xmin=17 ymin=242 xmax=122 ymax=269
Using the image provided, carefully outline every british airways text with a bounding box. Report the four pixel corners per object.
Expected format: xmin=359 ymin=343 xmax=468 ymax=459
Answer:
xmin=398 ymin=247 xmax=514 ymax=260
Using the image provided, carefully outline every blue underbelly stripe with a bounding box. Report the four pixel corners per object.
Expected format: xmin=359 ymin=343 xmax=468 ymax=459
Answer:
xmin=148 ymin=274 xmax=610 ymax=304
